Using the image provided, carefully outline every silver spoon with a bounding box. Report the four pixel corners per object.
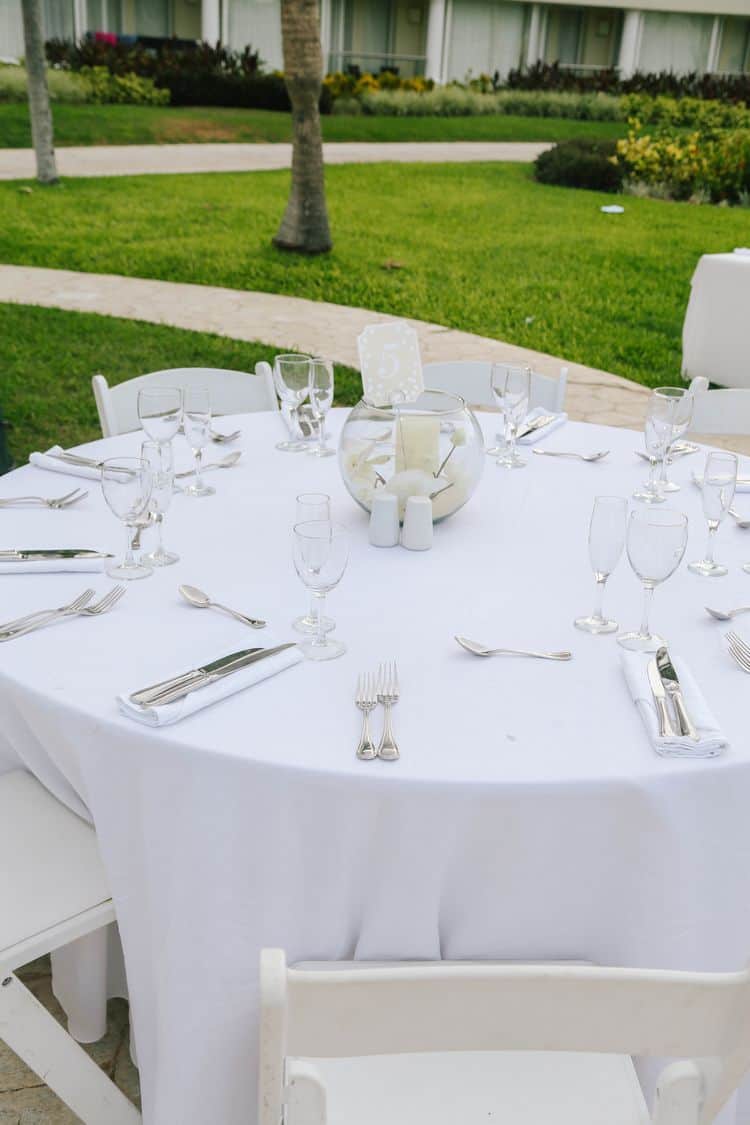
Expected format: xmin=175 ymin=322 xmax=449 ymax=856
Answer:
xmin=210 ymin=428 xmax=242 ymax=444
xmin=704 ymin=605 xmax=750 ymax=622
xmin=729 ymin=507 xmax=750 ymax=530
xmin=174 ymin=451 xmax=242 ymax=479
xmin=533 ymin=449 xmax=609 ymax=463
xmin=178 ymin=584 xmax=266 ymax=628
xmin=455 ymin=635 xmax=572 ymax=661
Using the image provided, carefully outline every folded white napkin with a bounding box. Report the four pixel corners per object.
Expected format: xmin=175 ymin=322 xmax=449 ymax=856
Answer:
xmin=0 ymin=556 xmax=106 ymax=574
xmin=692 ymin=471 xmax=750 ymax=493
xmin=29 ymin=446 xmax=101 ymax=480
xmin=117 ymin=642 xmax=303 ymax=727
xmin=620 ymin=650 xmax=727 ymax=757
xmin=495 ymin=408 xmax=568 ymax=447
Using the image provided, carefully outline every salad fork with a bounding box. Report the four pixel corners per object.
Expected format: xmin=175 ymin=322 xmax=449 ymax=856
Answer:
xmin=0 ymin=589 xmax=94 ymax=639
xmin=377 ymin=662 xmax=400 ymax=761
xmin=0 ymin=586 xmax=125 ymax=641
xmin=355 ymin=673 xmax=378 ymax=761
xmin=0 ymin=488 xmax=88 ymax=509
xmin=726 ymin=630 xmax=750 ymax=673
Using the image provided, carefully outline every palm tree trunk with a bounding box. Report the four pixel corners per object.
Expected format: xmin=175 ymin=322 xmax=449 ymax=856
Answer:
xmin=273 ymin=0 xmax=332 ymax=255
xmin=21 ymin=0 xmax=58 ymax=185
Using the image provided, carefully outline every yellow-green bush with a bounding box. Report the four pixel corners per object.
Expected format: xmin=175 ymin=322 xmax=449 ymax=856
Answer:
xmin=78 ymin=66 xmax=170 ymax=105
xmin=620 ymin=93 xmax=750 ymax=132
xmin=616 ymin=122 xmax=750 ymax=203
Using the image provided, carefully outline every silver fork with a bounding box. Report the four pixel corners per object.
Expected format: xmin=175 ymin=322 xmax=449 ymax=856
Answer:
xmin=0 ymin=589 xmax=95 ymax=639
xmin=0 ymin=586 xmax=125 ymax=641
xmin=355 ymin=673 xmax=378 ymax=761
xmin=210 ymin=428 xmax=242 ymax=444
xmin=726 ymin=630 xmax=750 ymax=673
xmin=0 ymin=489 xmax=88 ymax=509
xmin=377 ymin=661 xmax=400 ymax=761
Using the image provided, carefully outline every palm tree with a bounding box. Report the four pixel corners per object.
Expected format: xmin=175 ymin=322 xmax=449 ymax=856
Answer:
xmin=273 ymin=0 xmax=331 ymax=255
xmin=21 ymin=0 xmax=58 ymax=185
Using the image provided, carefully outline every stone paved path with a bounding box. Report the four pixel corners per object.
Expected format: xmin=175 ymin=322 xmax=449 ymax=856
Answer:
xmin=0 ymin=140 xmax=550 ymax=180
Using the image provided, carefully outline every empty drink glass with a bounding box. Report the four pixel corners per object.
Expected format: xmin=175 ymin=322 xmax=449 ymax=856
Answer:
xmin=617 ymin=508 xmax=688 ymax=652
xmin=655 ymin=387 xmax=693 ymax=494
xmin=634 ymin=391 xmax=677 ymax=504
xmin=293 ymin=521 xmax=350 ymax=661
xmin=293 ymin=493 xmax=334 ymax=635
xmin=574 ymin=496 xmax=628 ymax=634
xmin=141 ymin=440 xmax=179 ymax=567
xmin=137 ymin=387 xmax=182 ymax=446
xmin=308 ymin=359 xmax=335 ymax=457
xmin=182 ymin=386 xmax=214 ymax=497
xmin=101 ymin=457 xmax=153 ymax=581
xmin=274 ymin=354 xmax=312 ymax=452
xmin=688 ymin=451 xmax=737 ymax=577
xmin=490 ymin=364 xmax=530 ymax=469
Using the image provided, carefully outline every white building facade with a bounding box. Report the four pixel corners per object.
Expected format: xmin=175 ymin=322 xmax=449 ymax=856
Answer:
xmin=1 ymin=0 xmax=748 ymax=81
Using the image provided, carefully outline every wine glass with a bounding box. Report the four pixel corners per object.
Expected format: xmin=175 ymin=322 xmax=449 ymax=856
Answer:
xmin=293 ymin=493 xmax=335 ymax=635
xmin=574 ymin=496 xmax=628 ymax=634
xmin=274 ymin=354 xmax=312 ymax=452
xmin=140 ymin=441 xmax=179 ymax=567
xmin=688 ymin=451 xmax=737 ymax=577
xmin=617 ymin=508 xmax=688 ymax=652
xmin=182 ymin=386 xmax=215 ymax=497
xmin=101 ymin=457 xmax=153 ymax=581
xmin=633 ymin=391 xmax=677 ymax=504
xmin=490 ymin=364 xmax=530 ymax=469
xmin=292 ymin=521 xmax=349 ymax=661
xmin=655 ymin=387 xmax=693 ymax=494
xmin=137 ymin=387 xmax=182 ymax=446
xmin=308 ymin=358 xmax=335 ymax=457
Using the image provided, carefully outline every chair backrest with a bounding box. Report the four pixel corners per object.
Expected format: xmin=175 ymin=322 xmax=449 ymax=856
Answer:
xmin=687 ymin=376 xmax=750 ymax=437
xmin=91 ymin=363 xmax=278 ymax=438
xmin=259 ymin=950 xmax=750 ymax=1125
xmin=423 ymin=361 xmax=567 ymax=414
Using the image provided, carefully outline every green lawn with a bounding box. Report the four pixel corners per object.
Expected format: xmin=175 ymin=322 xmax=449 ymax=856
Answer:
xmin=0 ymin=303 xmax=360 ymax=463
xmin=0 ymin=102 xmax=625 ymax=147
xmin=1 ymin=161 xmax=745 ymax=400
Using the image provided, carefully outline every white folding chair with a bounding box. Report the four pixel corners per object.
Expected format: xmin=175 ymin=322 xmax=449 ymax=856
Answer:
xmin=423 ymin=360 xmax=568 ymax=413
xmin=260 ymin=948 xmax=750 ymax=1125
xmin=92 ymin=363 xmax=278 ymax=437
xmin=687 ymin=376 xmax=750 ymax=437
xmin=0 ymin=770 xmax=140 ymax=1124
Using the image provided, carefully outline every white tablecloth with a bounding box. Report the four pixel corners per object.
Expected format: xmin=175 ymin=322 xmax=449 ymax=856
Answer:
xmin=2 ymin=411 xmax=750 ymax=1124
xmin=682 ymin=252 xmax=750 ymax=388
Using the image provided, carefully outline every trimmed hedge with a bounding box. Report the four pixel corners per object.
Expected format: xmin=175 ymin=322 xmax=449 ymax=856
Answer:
xmin=507 ymin=60 xmax=750 ymax=103
xmin=359 ymin=88 xmax=622 ymax=119
xmin=534 ymin=138 xmax=623 ymax=193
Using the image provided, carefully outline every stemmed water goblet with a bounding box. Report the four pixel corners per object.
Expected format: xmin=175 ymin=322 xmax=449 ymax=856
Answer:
xmin=137 ymin=387 xmax=182 ymax=447
xmin=292 ymin=521 xmax=350 ymax=661
xmin=140 ymin=441 xmax=179 ymax=567
xmin=308 ymin=358 xmax=335 ymax=457
xmin=490 ymin=363 xmax=530 ymax=469
xmin=655 ymin=387 xmax=693 ymax=494
xmin=101 ymin=457 xmax=154 ymax=581
xmin=633 ymin=391 xmax=677 ymax=504
xmin=617 ymin=508 xmax=689 ymax=652
xmin=274 ymin=354 xmax=312 ymax=452
xmin=293 ymin=493 xmax=335 ymax=635
xmin=574 ymin=496 xmax=628 ymax=634
xmin=182 ymin=386 xmax=215 ymax=497
xmin=688 ymin=451 xmax=737 ymax=577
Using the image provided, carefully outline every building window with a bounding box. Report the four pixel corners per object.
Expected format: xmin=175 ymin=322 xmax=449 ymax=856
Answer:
xmin=638 ymin=12 xmax=714 ymax=75
xmin=717 ymin=17 xmax=750 ymax=74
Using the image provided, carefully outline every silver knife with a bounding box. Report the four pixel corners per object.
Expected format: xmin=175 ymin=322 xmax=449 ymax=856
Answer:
xmin=516 ymin=414 xmax=555 ymax=440
xmin=647 ymin=657 xmax=676 ymax=739
xmin=656 ymin=647 xmax=699 ymax=741
xmin=130 ymin=644 xmax=296 ymax=708
xmin=0 ymin=548 xmax=113 ymax=560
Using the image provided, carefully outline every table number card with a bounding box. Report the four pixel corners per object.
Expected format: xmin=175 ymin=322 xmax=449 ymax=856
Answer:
xmin=358 ymin=322 xmax=424 ymax=407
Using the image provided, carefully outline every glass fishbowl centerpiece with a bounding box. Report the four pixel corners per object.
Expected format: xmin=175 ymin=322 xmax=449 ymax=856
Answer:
xmin=338 ymin=389 xmax=485 ymax=523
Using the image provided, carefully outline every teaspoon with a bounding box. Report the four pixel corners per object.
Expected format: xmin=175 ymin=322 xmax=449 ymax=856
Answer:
xmin=533 ymin=449 xmax=609 ymax=463
xmin=704 ymin=605 xmax=750 ymax=622
xmin=178 ymin=584 xmax=266 ymax=628
xmin=455 ymin=635 xmax=572 ymax=661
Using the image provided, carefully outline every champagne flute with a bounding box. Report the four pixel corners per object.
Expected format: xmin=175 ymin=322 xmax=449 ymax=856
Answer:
xmin=274 ymin=354 xmax=312 ymax=452
xmin=574 ymin=496 xmax=628 ymax=634
xmin=182 ymin=386 xmax=214 ymax=497
xmin=101 ymin=457 xmax=153 ymax=581
xmin=308 ymin=358 xmax=335 ymax=457
xmin=617 ymin=508 xmax=688 ymax=652
xmin=292 ymin=521 xmax=350 ymax=661
xmin=141 ymin=441 xmax=179 ymax=567
xmin=293 ymin=493 xmax=335 ymax=635
xmin=655 ymin=387 xmax=693 ymax=494
xmin=137 ymin=387 xmax=182 ymax=446
xmin=490 ymin=364 xmax=530 ymax=469
xmin=688 ymin=451 xmax=737 ymax=577
xmin=633 ymin=391 xmax=676 ymax=504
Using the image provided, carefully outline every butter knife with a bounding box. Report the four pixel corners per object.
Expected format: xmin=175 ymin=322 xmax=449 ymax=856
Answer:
xmin=130 ymin=644 xmax=295 ymax=708
xmin=647 ymin=657 xmax=676 ymax=739
xmin=656 ymin=647 xmax=699 ymax=741
xmin=516 ymin=414 xmax=556 ymax=440
xmin=0 ymin=548 xmax=113 ymax=560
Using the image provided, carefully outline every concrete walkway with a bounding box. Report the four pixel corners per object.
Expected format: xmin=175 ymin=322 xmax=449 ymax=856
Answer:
xmin=0 ymin=263 xmax=650 ymax=429
xmin=0 ymin=140 xmax=550 ymax=180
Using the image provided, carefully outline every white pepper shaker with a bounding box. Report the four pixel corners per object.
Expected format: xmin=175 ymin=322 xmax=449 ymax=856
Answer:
xmin=401 ymin=495 xmax=433 ymax=551
xmin=369 ymin=492 xmax=400 ymax=547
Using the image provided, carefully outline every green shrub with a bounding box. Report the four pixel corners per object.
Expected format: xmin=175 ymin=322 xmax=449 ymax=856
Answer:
xmin=360 ymin=87 xmax=622 ymax=120
xmin=534 ymin=138 xmax=623 ymax=193
xmin=621 ymin=93 xmax=750 ymax=132
xmin=0 ymin=63 xmax=89 ymax=103
xmin=616 ymin=125 xmax=750 ymax=203
xmin=78 ymin=66 xmax=170 ymax=105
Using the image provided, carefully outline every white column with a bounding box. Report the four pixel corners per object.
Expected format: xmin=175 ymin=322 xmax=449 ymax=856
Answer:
xmin=706 ymin=16 xmax=722 ymax=73
xmin=202 ymin=0 xmax=221 ymax=44
xmin=320 ymin=0 xmax=332 ymax=70
xmin=425 ymin=0 xmax=447 ymax=82
xmin=618 ymin=9 xmax=643 ymax=79
xmin=525 ymin=4 xmax=545 ymax=68
xmin=73 ymin=0 xmax=86 ymax=39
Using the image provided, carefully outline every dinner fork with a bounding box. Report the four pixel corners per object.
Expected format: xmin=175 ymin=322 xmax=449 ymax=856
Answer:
xmin=0 ymin=589 xmax=94 ymax=639
xmin=210 ymin=428 xmax=242 ymax=444
xmin=355 ymin=673 xmax=378 ymax=761
xmin=0 ymin=586 xmax=125 ymax=641
xmin=726 ymin=630 xmax=750 ymax=673
xmin=0 ymin=489 xmax=88 ymax=509
xmin=377 ymin=662 xmax=400 ymax=761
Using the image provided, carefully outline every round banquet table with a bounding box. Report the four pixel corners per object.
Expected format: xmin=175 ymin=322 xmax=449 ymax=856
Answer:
xmin=2 ymin=408 xmax=750 ymax=1125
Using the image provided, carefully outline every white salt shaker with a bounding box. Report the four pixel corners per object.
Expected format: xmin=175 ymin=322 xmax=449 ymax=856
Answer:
xmin=369 ymin=492 xmax=400 ymax=548
xmin=401 ymin=495 xmax=433 ymax=551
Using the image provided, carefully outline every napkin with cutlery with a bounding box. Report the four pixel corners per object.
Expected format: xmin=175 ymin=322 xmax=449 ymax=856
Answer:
xmin=118 ymin=641 xmax=302 ymax=727
xmin=0 ymin=555 xmax=107 ymax=574
xmin=620 ymin=650 xmax=727 ymax=757
xmin=29 ymin=447 xmax=102 ymax=480
xmin=496 ymin=407 xmax=568 ymax=447
xmin=692 ymin=470 xmax=750 ymax=493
